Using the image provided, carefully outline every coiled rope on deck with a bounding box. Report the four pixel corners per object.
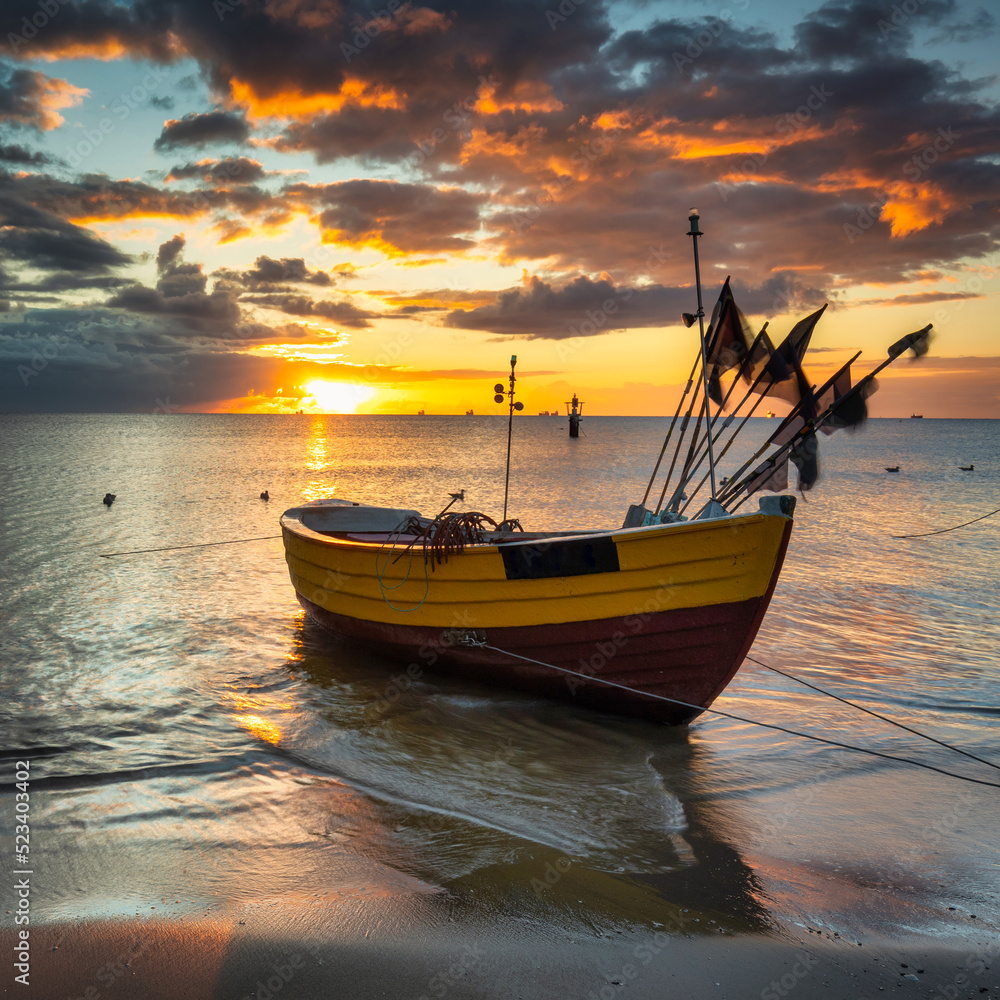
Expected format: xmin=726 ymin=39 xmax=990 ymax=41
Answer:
xmin=399 ymin=511 xmax=500 ymax=568
xmin=376 ymin=511 xmax=499 ymax=612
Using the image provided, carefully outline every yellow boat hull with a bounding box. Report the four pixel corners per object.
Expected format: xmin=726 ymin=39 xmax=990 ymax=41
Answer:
xmin=281 ymin=498 xmax=794 ymax=723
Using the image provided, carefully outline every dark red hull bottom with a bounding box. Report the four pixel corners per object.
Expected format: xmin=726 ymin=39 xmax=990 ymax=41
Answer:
xmin=296 ymin=589 xmax=777 ymax=724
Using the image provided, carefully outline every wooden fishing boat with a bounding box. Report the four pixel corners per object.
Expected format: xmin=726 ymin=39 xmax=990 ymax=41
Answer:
xmin=280 ymin=210 xmax=931 ymax=724
xmin=280 ymin=494 xmax=794 ymax=724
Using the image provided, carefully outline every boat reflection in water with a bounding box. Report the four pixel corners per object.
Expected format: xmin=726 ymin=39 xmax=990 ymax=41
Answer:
xmin=287 ymin=618 xmax=774 ymax=935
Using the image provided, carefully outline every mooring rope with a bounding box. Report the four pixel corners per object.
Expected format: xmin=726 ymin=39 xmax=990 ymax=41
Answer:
xmin=99 ymin=534 xmax=281 ymax=557
xmin=892 ymin=505 xmax=1000 ymax=539
xmin=477 ymin=644 xmax=1000 ymax=789
xmin=746 ymin=655 xmax=999 ymax=772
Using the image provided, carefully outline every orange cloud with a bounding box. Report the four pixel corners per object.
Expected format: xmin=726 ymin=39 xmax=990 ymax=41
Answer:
xmin=880 ymin=181 xmax=962 ymax=238
xmin=33 ymin=39 xmax=132 ymax=62
xmin=15 ymin=75 xmax=89 ymax=130
xmin=474 ymin=79 xmax=564 ymax=115
xmin=230 ymin=76 xmax=404 ymax=122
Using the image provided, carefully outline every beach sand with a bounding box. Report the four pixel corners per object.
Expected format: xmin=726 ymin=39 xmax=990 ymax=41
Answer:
xmin=4 ymin=902 xmax=997 ymax=1000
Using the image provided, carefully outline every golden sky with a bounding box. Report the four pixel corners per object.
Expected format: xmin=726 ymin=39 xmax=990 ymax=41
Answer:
xmin=1 ymin=0 xmax=998 ymax=416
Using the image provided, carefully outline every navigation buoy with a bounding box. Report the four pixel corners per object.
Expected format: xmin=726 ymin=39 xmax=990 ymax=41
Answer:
xmin=566 ymin=393 xmax=584 ymax=438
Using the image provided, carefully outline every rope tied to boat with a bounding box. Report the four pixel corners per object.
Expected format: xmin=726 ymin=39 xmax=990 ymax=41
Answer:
xmin=892 ymin=504 xmax=1000 ymax=539
xmin=475 ymin=643 xmax=1000 ymax=789
xmin=376 ymin=510 xmax=501 ymax=612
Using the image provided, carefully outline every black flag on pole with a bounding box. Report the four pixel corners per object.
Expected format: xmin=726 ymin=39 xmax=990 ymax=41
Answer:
xmin=703 ymin=278 xmax=755 ymax=405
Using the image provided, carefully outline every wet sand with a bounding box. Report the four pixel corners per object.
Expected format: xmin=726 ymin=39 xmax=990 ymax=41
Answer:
xmin=4 ymin=903 xmax=998 ymax=1000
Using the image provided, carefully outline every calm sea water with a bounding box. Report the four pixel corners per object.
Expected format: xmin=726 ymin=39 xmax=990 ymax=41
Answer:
xmin=1 ymin=414 xmax=998 ymax=945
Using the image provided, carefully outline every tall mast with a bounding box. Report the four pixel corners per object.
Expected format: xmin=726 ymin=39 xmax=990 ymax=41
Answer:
xmin=496 ymin=355 xmax=523 ymax=522
xmin=687 ymin=208 xmax=718 ymax=501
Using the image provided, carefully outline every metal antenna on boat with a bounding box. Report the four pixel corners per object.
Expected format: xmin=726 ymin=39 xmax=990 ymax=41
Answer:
xmin=687 ymin=209 xmax=719 ymax=500
xmin=496 ymin=355 xmax=524 ymax=522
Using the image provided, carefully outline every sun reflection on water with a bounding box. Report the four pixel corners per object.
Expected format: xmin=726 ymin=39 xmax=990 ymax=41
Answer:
xmin=234 ymin=713 xmax=283 ymax=745
xmin=302 ymin=416 xmax=339 ymax=501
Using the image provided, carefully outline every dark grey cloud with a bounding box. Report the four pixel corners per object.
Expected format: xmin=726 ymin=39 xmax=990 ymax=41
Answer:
xmin=156 ymin=234 xmax=186 ymax=271
xmin=0 ymin=142 xmax=50 ymax=165
xmin=926 ymin=4 xmax=996 ymax=42
xmin=153 ymin=111 xmax=251 ymax=150
xmin=0 ymin=0 xmax=997 ymax=415
xmin=215 ymin=255 xmax=332 ymax=287
xmin=289 ymin=179 xmax=485 ymax=253
xmin=165 ymin=157 xmax=268 ymax=185
xmin=240 ymin=292 xmax=375 ymax=328
xmin=442 ymin=273 xmax=826 ymax=337
xmin=0 ymin=65 xmax=83 ymax=131
xmin=0 ymin=180 xmax=133 ymax=273
xmin=105 ymin=283 xmax=240 ymax=327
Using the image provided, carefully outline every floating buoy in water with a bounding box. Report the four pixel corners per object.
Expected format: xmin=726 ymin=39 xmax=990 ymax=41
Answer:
xmin=260 ymin=490 xmax=270 ymax=500
xmin=103 ymin=493 xmax=116 ymax=505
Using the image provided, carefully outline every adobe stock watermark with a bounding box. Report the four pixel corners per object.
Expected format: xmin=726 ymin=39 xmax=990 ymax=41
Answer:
xmin=877 ymin=0 xmax=936 ymax=39
xmin=672 ymin=1 xmax=751 ymax=72
xmin=340 ymin=0 xmax=406 ymax=62
xmin=545 ymin=0 xmax=587 ymax=31
xmin=716 ymin=84 xmax=833 ymax=203
xmin=843 ymin=126 xmax=959 ymax=242
xmin=213 ymin=0 xmax=243 ymax=22
xmin=929 ymin=937 xmax=1000 ymax=1000
xmin=406 ymin=75 xmax=498 ymax=168
xmin=583 ymin=909 xmax=701 ymax=1000
xmin=67 ymin=939 xmax=153 ymax=1000
xmin=152 ymin=396 xmax=180 ymax=414
xmin=237 ymin=941 xmax=327 ymax=1000
xmin=760 ymin=951 xmax=820 ymax=999
xmin=6 ymin=0 xmax=73 ymax=53
xmin=931 ymin=253 xmax=998 ymax=329
xmin=510 ymin=119 xmax=626 ymax=234
xmin=17 ymin=311 xmax=137 ymax=387
xmin=367 ymin=610 xmax=479 ymax=715
xmin=566 ymin=578 xmax=679 ymax=694
xmin=64 ymin=65 xmax=173 ymax=168
xmin=416 ymin=943 xmax=485 ymax=1000
xmin=553 ymin=244 xmax=673 ymax=363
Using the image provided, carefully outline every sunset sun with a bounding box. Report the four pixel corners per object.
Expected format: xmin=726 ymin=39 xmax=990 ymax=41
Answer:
xmin=303 ymin=380 xmax=377 ymax=413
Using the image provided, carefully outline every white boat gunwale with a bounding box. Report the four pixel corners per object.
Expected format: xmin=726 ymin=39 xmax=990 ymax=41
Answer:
xmin=280 ymin=496 xmax=793 ymax=553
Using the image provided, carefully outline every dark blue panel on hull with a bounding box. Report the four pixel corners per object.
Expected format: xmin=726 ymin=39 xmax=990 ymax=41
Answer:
xmin=500 ymin=536 xmax=620 ymax=580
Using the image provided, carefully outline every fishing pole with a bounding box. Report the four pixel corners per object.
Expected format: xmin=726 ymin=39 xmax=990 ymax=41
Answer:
xmin=720 ymin=341 xmax=893 ymax=508
xmin=683 ymin=351 xmax=863 ymax=516
xmin=639 ymin=354 xmax=700 ymax=508
xmin=725 ymin=336 xmax=912 ymax=512
xmin=653 ymin=370 xmax=705 ymax=515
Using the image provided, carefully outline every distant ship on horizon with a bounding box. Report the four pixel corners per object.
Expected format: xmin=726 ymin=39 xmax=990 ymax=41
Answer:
xmin=910 ymin=413 xmax=924 ymax=418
